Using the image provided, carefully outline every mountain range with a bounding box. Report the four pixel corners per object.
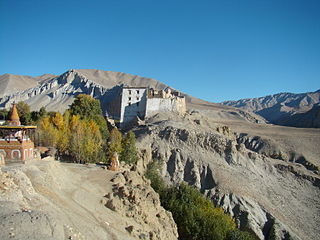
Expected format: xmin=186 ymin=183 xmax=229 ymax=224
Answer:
xmin=222 ymin=90 xmax=320 ymax=128
xmin=0 ymin=69 xmax=264 ymax=124
xmin=1 ymin=69 xmax=318 ymax=128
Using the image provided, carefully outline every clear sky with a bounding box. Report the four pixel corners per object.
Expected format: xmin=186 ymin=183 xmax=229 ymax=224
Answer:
xmin=0 ymin=0 xmax=319 ymax=102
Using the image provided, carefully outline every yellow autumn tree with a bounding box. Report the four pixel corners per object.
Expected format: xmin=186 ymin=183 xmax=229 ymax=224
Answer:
xmin=82 ymin=120 xmax=103 ymax=163
xmin=38 ymin=116 xmax=59 ymax=147
xmin=69 ymin=115 xmax=84 ymax=163
xmin=51 ymin=112 xmax=70 ymax=155
xmin=107 ymin=128 xmax=122 ymax=162
xmin=68 ymin=115 xmax=104 ymax=163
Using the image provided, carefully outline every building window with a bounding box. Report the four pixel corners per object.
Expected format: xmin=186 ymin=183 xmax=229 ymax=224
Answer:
xmin=137 ymin=90 xmax=140 ymax=94
xmin=128 ymin=102 xmax=131 ymax=106
xmin=129 ymin=97 xmax=131 ymax=101
xmin=137 ymin=97 xmax=139 ymax=101
xmin=137 ymin=102 xmax=139 ymax=106
xmin=128 ymin=90 xmax=131 ymax=95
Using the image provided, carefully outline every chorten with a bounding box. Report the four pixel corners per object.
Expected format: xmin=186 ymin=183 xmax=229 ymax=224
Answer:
xmin=8 ymin=103 xmax=21 ymax=126
xmin=0 ymin=104 xmax=37 ymax=164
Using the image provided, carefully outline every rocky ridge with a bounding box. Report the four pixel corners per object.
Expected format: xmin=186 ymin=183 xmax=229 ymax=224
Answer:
xmin=135 ymin=111 xmax=320 ymax=240
xmin=222 ymin=89 xmax=320 ymax=128
xmin=0 ymin=69 xmax=167 ymax=112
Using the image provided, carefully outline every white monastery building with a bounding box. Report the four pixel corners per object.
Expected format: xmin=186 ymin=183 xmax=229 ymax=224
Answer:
xmin=107 ymin=86 xmax=186 ymax=127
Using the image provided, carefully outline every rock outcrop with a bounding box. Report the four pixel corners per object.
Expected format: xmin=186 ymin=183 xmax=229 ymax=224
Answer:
xmin=104 ymin=170 xmax=178 ymax=240
xmin=135 ymin=111 xmax=320 ymax=240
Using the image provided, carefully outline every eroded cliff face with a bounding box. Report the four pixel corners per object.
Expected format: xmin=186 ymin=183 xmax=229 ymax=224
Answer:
xmin=104 ymin=170 xmax=178 ymax=240
xmin=135 ymin=112 xmax=320 ymax=240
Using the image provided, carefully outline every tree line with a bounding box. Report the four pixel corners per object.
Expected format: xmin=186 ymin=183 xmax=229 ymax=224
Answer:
xmin=1 ymin=95 xmax=138 ymax=164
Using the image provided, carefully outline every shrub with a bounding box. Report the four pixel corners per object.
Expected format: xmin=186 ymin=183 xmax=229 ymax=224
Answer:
xmin=161 ymin=183 xmax=236 ymax=240
xmin=145 ymin=162 xmax=258 ymax=240
xmin=145 ymin=160 xmax=166 ymax=194
xmin=227 ymin=229 xmax=259 ymax=240
xmin=120 ymin=131 xmax=138 ymax=165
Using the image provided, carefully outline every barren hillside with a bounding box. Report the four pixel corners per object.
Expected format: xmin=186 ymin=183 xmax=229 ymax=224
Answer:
xmin=134 ymin=111 xmax=320 ymax=240
xmin=0 ymin=159 xmax=177 ymax=240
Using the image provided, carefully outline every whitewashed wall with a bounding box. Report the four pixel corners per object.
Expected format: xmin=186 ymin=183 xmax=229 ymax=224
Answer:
xmin=120 ymin=88 xmax=147 ymax=126
xmin=146 ymin=97 xmax=186 ymax=117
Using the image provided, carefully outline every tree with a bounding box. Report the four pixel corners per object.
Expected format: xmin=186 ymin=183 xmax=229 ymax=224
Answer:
xmin=0 ymin=109 xmax=8 ymax=121
xmin=31 ymin=106 xmax=47 ymax=123
xmin=120 ymin=131 xmax=138 ymax=164
xmin=68 ymin=116 xmax=104 ymax=163
xmin=39 ymin=107 xmax=47 ymax=117
xmin=16 ymin=101 xmax=31 ymax=125
xmin=107 ymin=128 xmax=122 ymax=162
xmin=69 ymin=94 xmax=109 ymax=142
xmin=69 ymin=115 xmax=84 ymax=163
xmin=38 ymin=116 xmax=59 ymax=147
xmin=69 ymin=94 xmax=103 ymax=119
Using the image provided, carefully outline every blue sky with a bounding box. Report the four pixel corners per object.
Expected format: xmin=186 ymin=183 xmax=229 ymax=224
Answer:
xmin=0 ymin=0 xmax=319 ymax=102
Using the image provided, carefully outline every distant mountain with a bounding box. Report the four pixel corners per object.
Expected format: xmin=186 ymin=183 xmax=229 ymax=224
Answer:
xmin=222 ymin=90 xmax=320 ymax=128
xmin=276 ymin=104 xmax=320 ymax=128
xmin=0 ymin=73 xmax=56 ymax=98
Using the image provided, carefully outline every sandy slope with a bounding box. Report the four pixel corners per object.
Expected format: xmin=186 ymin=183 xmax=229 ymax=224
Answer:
xmin=0 ymin=158 xmax=177 ymax=240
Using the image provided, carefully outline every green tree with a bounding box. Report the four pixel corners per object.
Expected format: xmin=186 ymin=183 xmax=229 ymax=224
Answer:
xmin=145 ymin=160 xmax=166 ymax=194
xmin=16 ymin=101 xmax=31 ymax=125
xmin=120 ymin=131 xmax=138 ymax=164
xmin=31 ymin=106 xmax=47 ymax=123
xmin=161 ymin=183 xmax=236 ymax=240
xmin=0 ymin=109 xmax=8 ymax=121
xmin=69 ymin=94 xmax=103 ymax=119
